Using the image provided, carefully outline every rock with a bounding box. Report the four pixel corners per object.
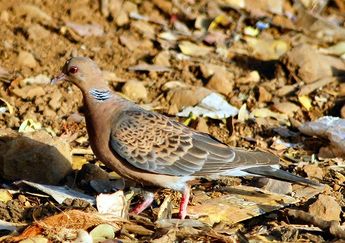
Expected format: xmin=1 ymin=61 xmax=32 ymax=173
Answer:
xmin=236 ymin=71 xmax=260 ymax=84
xmin=132 ymin=20 xmax=156 ymax=39
xmin=17 ymin=51 xmax=37 ymax=68
xmin=200 ymin=63 xmax=229 ymax=78
xmin=276 ymin=85 xmax=297 ymax=97
xmin=43 ymin=108 xmax=56 ymax=118
xmin=303 ymin=164 xmax=324 ymax=180
xmin=66 ymin=22 xmax=104 ymax=37
xmin=339 ymin=83 xmax=345 ymax=97
xmin=0 ymin=129 xmax=72 ymax=184
xmin=258 ymin=86 xmax=272 ymax=103
xmin=154 ymin=51 xmax=171 ymax=67
xmin=11 ymin=86 xmax=45 ymax=99
xmin=195 ymin=117 xmax=209 ymax=133
xmin=14 ymin=4 xmax=52 ymax=24
xmin=119 ymin=34 xmax=141 ymax=51
xmin=262 ymin=179 xmax=292 ymax=195
xmin=309 ymin=194 xmax=341 ymax=221
xmin=116 ymin=10 xmax=129 ymax=26
xmin=282 ymin=44 xmax=345 ymax=83
xmin=167 ymin=87 xmax=211 ymax=111
xmin=77 ymin=163 xmax=110 ymax=184
xmin=27 ymin=24 xmax=50 ymax=40
xmin=200 ymin=65 xmax=234 ymax=95
xmin=272 ymin=102 xmax=300 ymax=116
xmin=90 ymin=179 xmax=125 ymax=193
xmin=104 ymin=0 xmax=137 ymax=26
xmin=22 ymin=74 xmax=50 ymax=85
xmin=206 ymin=72 xmax=234 ymax=96
xmin=49 ymin=90 xmax=62 ymax=111
xmin=122 ymin=80 xmax=148 ymax=102
xmin=0 ymin=10 xmax=9 ymax=22
xmin=341 ymin=105 xmax=345 ymax=119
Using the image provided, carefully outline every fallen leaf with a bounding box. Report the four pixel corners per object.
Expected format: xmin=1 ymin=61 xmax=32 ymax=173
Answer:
xmin=96 ymin=191 xmax=127 ymax=218
xmin=0 ymin=189 xmax=12 ymax=203
xmin=298 ymin=95 xmax=312 ymax=111
xmin=18 ymin=180 xmax=95 ymax=204
xmin=0 ymin=98 xmax=14 ymax=114
xmin=251 ymin=108 xmax=289 ymax=125
xmin=299 ymin=116 xmax=345 ymax=157
xmin=177 ymin=93 xmax=238 ymax=119
xmin=90 ymin=224 xmax=116 ymax=242
xmin=188 ymin=185 xmax=298 ymax=226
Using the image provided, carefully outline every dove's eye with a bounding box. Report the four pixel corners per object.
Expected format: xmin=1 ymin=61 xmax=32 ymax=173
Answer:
xmin=69 ymin=66 xmax=79 ymax=74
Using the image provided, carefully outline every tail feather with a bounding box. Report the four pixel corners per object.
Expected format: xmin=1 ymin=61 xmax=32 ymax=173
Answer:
xmin=243 ymin=166 xmax=321 ymax=187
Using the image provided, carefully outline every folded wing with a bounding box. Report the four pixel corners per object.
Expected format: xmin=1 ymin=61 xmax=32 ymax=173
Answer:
xmin=110 ymin=108 xmax=279 ymax=177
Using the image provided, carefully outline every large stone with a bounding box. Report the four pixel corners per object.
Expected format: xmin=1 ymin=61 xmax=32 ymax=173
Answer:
xmin=309 ymin=194 xmax=341 ymax=221
xmin=0 ymin=129 xmax=72 ymax=184
xmin=17 ymin=51 xmax=37 ymax=68
xmin=206 ymin=72 xmax=234 ymax=96
xmin=122 ymin=80 xmax=148 ymax=102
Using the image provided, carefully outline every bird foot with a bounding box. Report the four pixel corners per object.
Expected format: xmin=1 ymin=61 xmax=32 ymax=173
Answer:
xmin=131 ymin=191 xmax=154 ymax=214
xmin=178 ymin=186 xmax=191 ymax=219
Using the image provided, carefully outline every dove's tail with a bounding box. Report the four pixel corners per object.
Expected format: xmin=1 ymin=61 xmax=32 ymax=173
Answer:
xmin=243 ymin=166 xmax=321 ymax=187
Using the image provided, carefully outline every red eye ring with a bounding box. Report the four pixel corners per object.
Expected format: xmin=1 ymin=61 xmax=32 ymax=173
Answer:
xmin=69 ymin=66 xmax=78 ymax=74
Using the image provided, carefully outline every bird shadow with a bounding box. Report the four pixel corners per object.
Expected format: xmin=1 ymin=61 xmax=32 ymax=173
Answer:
xmin=232 ymin=54 xmax=279 ymax=80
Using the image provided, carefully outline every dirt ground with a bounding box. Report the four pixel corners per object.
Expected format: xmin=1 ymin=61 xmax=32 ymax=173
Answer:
xmin=0 ymin=0 xmax=345 ymax=242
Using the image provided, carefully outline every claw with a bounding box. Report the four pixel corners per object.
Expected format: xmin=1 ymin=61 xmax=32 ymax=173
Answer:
xmin=131 ymin=191 xmax=154 ymax=214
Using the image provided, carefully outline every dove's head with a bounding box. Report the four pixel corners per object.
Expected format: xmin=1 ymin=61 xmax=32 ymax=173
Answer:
xmin=52 ymin=57 xmax=107 ymax=90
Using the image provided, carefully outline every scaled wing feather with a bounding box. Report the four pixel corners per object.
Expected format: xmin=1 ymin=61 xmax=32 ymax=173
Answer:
xmin=110 ymin=108 xmax=279 ymax=176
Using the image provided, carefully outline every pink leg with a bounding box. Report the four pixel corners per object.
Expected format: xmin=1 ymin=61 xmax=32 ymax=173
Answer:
xmin=131 ymin=191 xmax=154 ymax=214
xmin=178 ymin=186 xmax=191 ymax=219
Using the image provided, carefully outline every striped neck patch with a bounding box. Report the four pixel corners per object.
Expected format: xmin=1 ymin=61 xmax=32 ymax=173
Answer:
xmin=89 ymin=89 xmax=112 ymax=102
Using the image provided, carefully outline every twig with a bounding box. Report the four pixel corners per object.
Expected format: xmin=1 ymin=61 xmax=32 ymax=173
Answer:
xmin=286 ymin=209 xmax=345 ymax=239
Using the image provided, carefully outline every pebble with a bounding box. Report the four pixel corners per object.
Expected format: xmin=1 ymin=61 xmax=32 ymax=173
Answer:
xmin=272 ymin=102 xmax=300 ymax=116
xmin=236 ymin=71 xmax=260 ymax=84
xmin=196 ymin=117 xmax=209 ymax=133
xmin=119 ymin=34 xmax=141 ymax=51
xmin=78 ymin=163 xmax=110 ymax=185
xmin=0 ymin=10 xmax=9 ymax=22
xmin=206 ymin=72 xmax=234 ymax=96
xmin=28 ymin=24 xmax=50 ymax=40
xmin=12 ymin=86 xmax=45 ymax=99
xmin=122 ymin=80 xmax=148 ymax=102
xmin=49 ymin=90 xmax=62 ymax=110
xmin=167 ymin=87 xmax=210 ymax=111
xmin=262 ymin=179 xmax=292 ymax=195
xmin=303 ymin=164 xmax=324 ymax=180
xmin=15 ymin=4 xmax=52 ymax=24
xmin=154 ymin=50 xmax=171 ymax=67
xmin=258 ymin=86 xmax=272 ymax=103
xmin=276 ymin=85 xmax=297 ymax=97
xmin=17 ymin=51 xmax=37 ymax=68
xmin=309 ymin=194 xmax=341 ymax=221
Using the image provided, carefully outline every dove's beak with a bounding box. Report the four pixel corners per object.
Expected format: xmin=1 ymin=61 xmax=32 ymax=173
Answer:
xmin=51 ymin=72 xmax=67 ymax=84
